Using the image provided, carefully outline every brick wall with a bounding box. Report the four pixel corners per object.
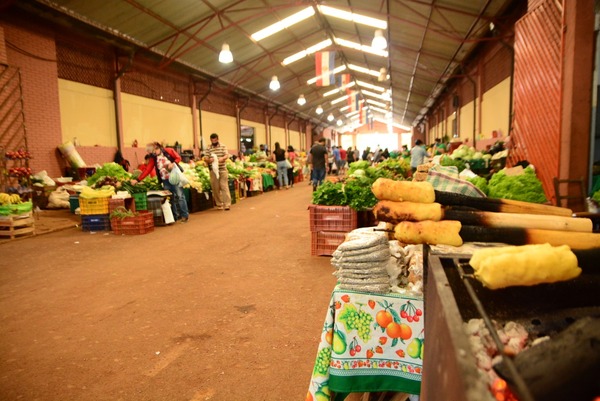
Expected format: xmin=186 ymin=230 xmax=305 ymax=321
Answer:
xmin=1 ymin=15 xmax=64 ymax=178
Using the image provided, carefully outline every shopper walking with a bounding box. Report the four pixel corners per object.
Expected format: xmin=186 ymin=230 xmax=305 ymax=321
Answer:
xmin=204 ymin=133 xmax=232 ymax=210
xmin=134 ymin=142 xmax=190 ymax=223
xmin=272 ymin=142 xmax=289 ymax=189
xmin=286 ymin=145 xmax=296 ymax=188
xmin=338 ymin=146 xmax=347 ymax=175
xmin=410 ymin=139 xmax=431 ymax=174
xmin=309 ymin=138 xmax=328 ymax=191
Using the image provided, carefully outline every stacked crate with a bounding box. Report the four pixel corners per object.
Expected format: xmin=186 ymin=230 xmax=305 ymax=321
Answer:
xmin=79 ymin=197 xmax=111 ymax=232
xmin=309 ymin=205 xmax=357 ymax=256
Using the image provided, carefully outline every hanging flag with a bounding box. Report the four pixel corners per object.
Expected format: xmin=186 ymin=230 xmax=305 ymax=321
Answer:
xmin=341 ymin=74 xmax=351 ymax=94
xmin=348 ymin=91 xmax=360 ymax=112
xmin=360 ymin=104 xmax=369 ymax=125
xmin=315 ymin=51 xmax=336 ymax=86
xmin=368 ymin=115 xmax=374 ymax=130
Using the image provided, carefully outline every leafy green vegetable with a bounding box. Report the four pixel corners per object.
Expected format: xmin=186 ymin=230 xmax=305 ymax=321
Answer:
xmin=440 ymin=155 xmax=467 ymax=172
xmin=488 ymin=167 xmax=547 ymax=203
xmin=592 ymin=190 xmax=600 ymax=203
xmin=348 ymin=161 xmax=370 ymax=175
xmin=344 ymin=177 xmax=378 ymax=211
xmin=376 ymin=158 xmax=410 ymax=179
xmin=87 ymin=163 xmax=131 ymax=186
xmin=312 ymin=181 xmax=346 ymax=206
xmin=467 ymin=176 xmax=489 ymax=196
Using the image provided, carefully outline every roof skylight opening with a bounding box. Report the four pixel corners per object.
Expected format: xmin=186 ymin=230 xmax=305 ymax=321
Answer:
xmin=251 ymin=7 xmax=315 ymax=41
xmin=282 ymin=39 xmax=332 ymax=65
xmin=335 ymin=38 xmax=388 ymax=57
xmin=330 ymin=95 xmax=349 ymax=105
xmin=357 ymin=80 xmax=385 ymax=92
xmin=362 ymin=89 xmax=389 ymax=101
xmin=366 ymin=99 xmax=387 ymax=108
xmin=318 ymin=5 xmax=387 ymax=30
xmin=307 ymin=65 xmax=347 ymax=84
xmin=348 ymin=64 xmax=381 ymax=77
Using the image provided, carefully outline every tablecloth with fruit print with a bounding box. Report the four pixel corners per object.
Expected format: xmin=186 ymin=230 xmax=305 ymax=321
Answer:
xmin=307 ymin=287 xmax=423 ymax=401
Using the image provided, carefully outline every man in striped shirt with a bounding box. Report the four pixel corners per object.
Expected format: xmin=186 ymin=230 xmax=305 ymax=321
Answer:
xmin=204 ymin=133 xmax=232 ymax=210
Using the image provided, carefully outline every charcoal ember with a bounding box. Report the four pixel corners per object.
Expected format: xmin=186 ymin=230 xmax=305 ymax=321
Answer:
xmin=494 ymin=317 xmax=600 ymax=401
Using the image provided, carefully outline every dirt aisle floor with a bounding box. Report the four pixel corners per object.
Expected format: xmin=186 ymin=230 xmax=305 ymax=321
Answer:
xmin=0 ymin=184 xmax=338 ymax=401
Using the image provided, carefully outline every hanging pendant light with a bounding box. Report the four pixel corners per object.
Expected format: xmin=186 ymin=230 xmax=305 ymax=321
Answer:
xmin=372 ymin=29 xmax=387 ymax=50
xmin=327 ymin=113 xmax=334 ymax=122
xmin=316 ymin=105 xmax=323 ymax=114
xmin=297 ymin=94 xmax=306 ymax=105
xmin=269 ymin=76 xmax=280 ymax=91
xmin=218 ymin=43 xmax=233 ymax=63
xmin=378 ymin=67 xmax=388 ymax=82
xmin=336 ymin=119 xmax=343 ymax=126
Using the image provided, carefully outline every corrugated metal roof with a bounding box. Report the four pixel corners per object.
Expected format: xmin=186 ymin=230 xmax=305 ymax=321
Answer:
xmin=21 ymin=0 xmax=516 ymax=130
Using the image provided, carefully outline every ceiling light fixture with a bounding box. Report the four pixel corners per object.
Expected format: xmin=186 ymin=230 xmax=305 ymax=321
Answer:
xmin=327 ymin=113 xmax=335 ymax=122
xmin=251 ymin=7 xmax=315 ymax=41
xmin=316 ymin=105 xmax=323 ymax=114
xmin=336 ymin=119 xmax=343 ymax=126
xmin=282 ymin=39 xmax=332 ymax=65
xmin=269 ymin=76 xmax=280 ymax=91
xmin=378 ymin=67 xmax=387 ymax=82
xmin=339 ymin=105 xmax=350 ymax=112
xmin=372 ymin=30 xmax=387 ymax=50
xmin=318 ymin=5 xmax=387 ymax=29
xmin=334 ymin=37 xmax=388 ymax=57
xmin=218 ymin=43 xmax=233 ymax=63
xmin=297 ymin=94 xmax=306 ymax=105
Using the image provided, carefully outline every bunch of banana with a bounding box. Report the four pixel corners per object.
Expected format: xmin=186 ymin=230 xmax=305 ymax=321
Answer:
xmin=0 ymin=193 xmax=21 ymax=205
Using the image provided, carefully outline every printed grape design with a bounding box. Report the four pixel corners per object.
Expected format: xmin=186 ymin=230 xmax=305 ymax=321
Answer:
xmin=313 ymin=347 xmax=332 ymax=376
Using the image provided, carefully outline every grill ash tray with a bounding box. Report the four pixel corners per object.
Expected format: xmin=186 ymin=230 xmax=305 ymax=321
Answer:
xmin=440 ymin=257 xmax=600 ymax=337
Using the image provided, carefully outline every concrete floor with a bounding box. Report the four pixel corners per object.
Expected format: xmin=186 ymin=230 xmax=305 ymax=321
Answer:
xmin=0 ymin=184 xmax=338 ymax=401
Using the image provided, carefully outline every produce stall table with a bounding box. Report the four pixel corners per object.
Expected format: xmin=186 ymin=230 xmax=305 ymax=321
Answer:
xmin=262 ymin=173 xmax=274 ymax=190
xmin=307 ymin=286 xmax=424 ymax=400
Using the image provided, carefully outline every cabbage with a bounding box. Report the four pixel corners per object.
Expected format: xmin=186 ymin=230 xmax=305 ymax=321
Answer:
xmin=473 ymin=152 xmax=483 ymax=160
xmin=350 ymin=169 xmax=366 ymax=178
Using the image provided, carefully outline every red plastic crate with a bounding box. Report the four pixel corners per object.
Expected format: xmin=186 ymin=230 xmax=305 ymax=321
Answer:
xmin=311 ymin=231 xmax=347 ymax=256
xmin=111 ymin=211 xmax=154 ymax=235
xmin=308 ymin=205 xmax=358 ymax=232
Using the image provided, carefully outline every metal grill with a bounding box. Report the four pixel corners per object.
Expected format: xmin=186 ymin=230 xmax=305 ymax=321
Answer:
xmin=510 ymin=0 xmax=563 ymax=202
xmin=56 ymin=40 xmax=113 ymax=89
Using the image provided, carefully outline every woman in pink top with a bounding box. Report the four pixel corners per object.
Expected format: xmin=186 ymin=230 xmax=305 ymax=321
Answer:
xmin=286 ymin=146 xmax=296 ymax=188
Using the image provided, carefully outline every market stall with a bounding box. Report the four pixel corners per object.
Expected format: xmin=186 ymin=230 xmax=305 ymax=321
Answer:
xmin=307 ymin=287 xmax=423 ymax=399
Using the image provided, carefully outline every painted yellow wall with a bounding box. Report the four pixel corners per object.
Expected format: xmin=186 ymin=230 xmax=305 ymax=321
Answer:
xmin=270 ymin=126 xmax=286 ymax=149
xmin=122 ymin=93 xmax=194 ymax=148
xmin=459 ymin=101 xmax=475 ymax=143
xmin=58 ymin=80 xmax=116 ymax=147
xmin=481 ymin=78 xmax=510 ymax=138
xmin=200 ymin=111 xmax=237 ymax=153
xmin=289 ymin=130 xmax=301 ymax=151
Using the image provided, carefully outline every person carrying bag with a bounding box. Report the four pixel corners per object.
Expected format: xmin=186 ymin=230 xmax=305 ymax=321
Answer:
xmin=132 ymin=142 xmax=190 ymax=223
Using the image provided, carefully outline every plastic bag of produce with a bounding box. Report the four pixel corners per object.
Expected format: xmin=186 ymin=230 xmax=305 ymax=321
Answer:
xmin=168 ymin=164 xmax=189 ymax=187
xmin=47 ymin=187 xmax=70 ymax=209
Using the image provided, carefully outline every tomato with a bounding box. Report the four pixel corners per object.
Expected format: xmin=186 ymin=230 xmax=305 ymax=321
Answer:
xmin=376 ymin=310 xmax=393 ymax=328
